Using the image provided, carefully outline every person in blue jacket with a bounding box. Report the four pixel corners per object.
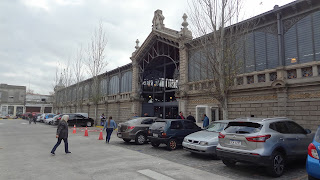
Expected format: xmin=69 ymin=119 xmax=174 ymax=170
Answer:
xmin=202 ymin=114 xmax=209 ymax=129
xmin=103 ymin=116 xmax=117 ymax=143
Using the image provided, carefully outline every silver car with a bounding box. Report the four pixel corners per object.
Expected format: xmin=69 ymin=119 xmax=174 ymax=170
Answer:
xmin=182 ymin=120 xmax=232 ymax=158
xmin=216 ymin=117 xmax=313 ymax=177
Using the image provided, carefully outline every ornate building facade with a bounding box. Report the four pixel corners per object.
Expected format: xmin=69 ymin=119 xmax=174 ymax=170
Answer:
xmin=55 ymin=0 xmax=320 ymax=130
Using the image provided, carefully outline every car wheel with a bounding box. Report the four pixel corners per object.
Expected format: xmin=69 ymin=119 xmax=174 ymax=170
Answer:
xmin=135 ymin=133 xmax=146 ymax=145
xmin=87 ymin=121 xmax=92 ymax=127
xmin=267 ymin=151 xmax=285 ymax=177
xmin=123 ymin=138 xmax=131 ymax=143
xmin=167 ymin=139 xmax=177 ymax=151
xmin=151 ymin=142 xmax=160 ymax=147
xmin=222 ymin=158 xmax=236 ymax=167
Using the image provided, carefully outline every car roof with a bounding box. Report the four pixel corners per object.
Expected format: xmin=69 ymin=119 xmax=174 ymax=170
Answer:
xmin=233 ymin=117 xmax=290 ymax=123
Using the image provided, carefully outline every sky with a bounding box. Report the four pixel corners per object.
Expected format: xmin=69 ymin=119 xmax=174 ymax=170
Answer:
xmin=0 ymin=0 xmax=295 ymax=95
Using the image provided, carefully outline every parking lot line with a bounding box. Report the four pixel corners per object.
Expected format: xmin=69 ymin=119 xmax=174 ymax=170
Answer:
xmin=138 ymin=169 xmax=175 ymax=180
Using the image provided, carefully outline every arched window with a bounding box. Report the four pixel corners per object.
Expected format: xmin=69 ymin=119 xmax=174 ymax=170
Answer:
xmin=100 ymin=78 xmax=108 ymax=95
xmin=121 ymin=71 xmax=132 ymax=93
xmin=109 ymin=76 xmax=119 ymax=95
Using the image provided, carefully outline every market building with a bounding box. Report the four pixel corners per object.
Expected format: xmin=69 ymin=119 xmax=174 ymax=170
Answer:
xmin=55 ymin=0 xmax=320 ymax=130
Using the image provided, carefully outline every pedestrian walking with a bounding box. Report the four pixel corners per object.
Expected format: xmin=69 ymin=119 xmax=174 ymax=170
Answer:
xmin=28 ymin=112 xmax=33 ymax=124
xmin=100 ymin=113 xmax=105 ymax=126
xmin=186 ymin=112 xmax=196 ymax=122
xmin=50 ymin=115 xmax=71 ymax=155
xmin=202 ymin=114 xmax=209 ymax=129
xmin=103 ymin=116 xmax=117 ymax=144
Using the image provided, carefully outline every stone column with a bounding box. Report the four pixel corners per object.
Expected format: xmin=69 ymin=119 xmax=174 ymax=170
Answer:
xmin=177 ymin=42 xmax=189 ymax=115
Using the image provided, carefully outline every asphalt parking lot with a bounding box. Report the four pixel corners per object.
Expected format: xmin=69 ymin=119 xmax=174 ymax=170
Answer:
xmin=112 ymin=136 xmax=308 ymax=180
xmin=0 ymin=119 xmax=308 ymax=180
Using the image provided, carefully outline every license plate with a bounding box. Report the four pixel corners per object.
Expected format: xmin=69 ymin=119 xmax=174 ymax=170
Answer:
xmin=117 ymin=133 xmax=122 ymax=138
xmin=188 ymin=144 xmax=196 ymax=149
xmin=230 ymin=139 xmax=241 ymax=146
xmin=153 ymin=133 xmax=158 ymax=137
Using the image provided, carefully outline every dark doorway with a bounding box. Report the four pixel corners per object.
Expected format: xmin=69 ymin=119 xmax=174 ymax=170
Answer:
xmin=139 ymin=40 xmax=179 ymax=119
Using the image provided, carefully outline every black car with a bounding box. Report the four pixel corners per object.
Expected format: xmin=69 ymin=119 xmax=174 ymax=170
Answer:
xmin=65 ymin=113 xmax=94 ymax=127
xmin=148 ymin=119 xmax=201 ymax=150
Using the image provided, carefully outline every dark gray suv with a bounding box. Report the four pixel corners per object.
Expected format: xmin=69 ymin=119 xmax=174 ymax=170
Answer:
xmin=217 ymin=117 xmax=313 ymax=177
xmin=117 ymin=117 xmax=158 ymax=145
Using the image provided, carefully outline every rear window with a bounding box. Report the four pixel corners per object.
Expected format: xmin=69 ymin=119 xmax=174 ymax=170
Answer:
xmin=315 ymin=127 xmax=320 ymax=143
xmin=225 ymin=122 xmax=262 ymax=134
xmin=206 ymin=122 xmax=227 ymax=132
xmin=150 ymin=121 xmax=166 ymax=130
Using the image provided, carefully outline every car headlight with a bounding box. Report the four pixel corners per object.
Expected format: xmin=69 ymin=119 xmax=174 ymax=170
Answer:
xmin=200 ymin=141 xmax=208 ymax=146
xmin=183 ymin=138 xmax=188 ymax=142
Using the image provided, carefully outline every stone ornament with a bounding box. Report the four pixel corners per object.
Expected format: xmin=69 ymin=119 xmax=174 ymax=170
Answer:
xmin=152 ymin=9 xmax=165 ymax=30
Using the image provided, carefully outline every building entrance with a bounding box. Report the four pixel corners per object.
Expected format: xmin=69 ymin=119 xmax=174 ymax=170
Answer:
xmin=138 ymin=40 xmax=180 ymax=119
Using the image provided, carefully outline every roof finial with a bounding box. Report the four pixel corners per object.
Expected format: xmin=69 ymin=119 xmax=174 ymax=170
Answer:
xmin=135 ymin=39 xmax=140 ymax=50
xmin=182 ymin=13 xmax=189 ymax=29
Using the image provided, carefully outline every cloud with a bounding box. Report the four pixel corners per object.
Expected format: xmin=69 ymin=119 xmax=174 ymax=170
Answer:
xmin=0 ymin=0 xmax=295 ymax=94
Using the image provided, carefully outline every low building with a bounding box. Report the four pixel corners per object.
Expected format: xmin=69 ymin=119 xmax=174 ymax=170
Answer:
xmin=0 ymin=84 xmax=26 ymax=116
xmin=25 ymin=94 xmax=53 ymax=114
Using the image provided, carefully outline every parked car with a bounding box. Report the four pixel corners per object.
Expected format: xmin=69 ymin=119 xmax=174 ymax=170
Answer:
xmin=216 ymin=117 xmax=313 ymax=177
xmin=306 ymin=126 xmax=320 ymax=180
xmin=52 ymin=114 xmax=63 ymax=125
xmin=44 ymin=114 xmax=56 ymax=124
xmin=64 ymin=113 xmax=94 ymax=127
xmin=148 ymin=119 xmax=201 ymax=150
xmin=36 ymin=114 xmax=42 ymax=122
xmin=117 ymin=117 xmax=158 ymax=144
xmin=39 ymin=114 xmax=47 ymax=122
xmin=183 ymin=120 xmax=232 ymax=158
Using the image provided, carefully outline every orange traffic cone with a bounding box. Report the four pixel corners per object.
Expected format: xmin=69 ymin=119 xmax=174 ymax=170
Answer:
xmin=73 ymin=125 xmax=76 ymax=134
xmin=84 ymin=126 xmax=88 ymax=136
xmin=98 ymin=129 xmax=104 ymax=140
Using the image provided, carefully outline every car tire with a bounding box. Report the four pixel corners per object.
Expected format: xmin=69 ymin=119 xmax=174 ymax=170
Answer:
xmin=87 ymin=121 xmax=92 ymax=127
xmin=151 ymin=142 xmax=160 ymax=147
xmin=267 ymin=151 xmax=285 ymax=177
xmin=123 ymin=138 xmax=131 ymax=143
xmin=222 ymin=158 xmax=236 ymax=167
xmin=135 ymin=133 xmax=146 ymax=145
xmin=167 ymin=139 xmax=178 ymax=151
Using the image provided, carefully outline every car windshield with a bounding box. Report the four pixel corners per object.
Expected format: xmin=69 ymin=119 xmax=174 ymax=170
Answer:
xmin=225 ymin=122 xmax=263 ymax=134
xmin=150 ymin=121 xmax=166 ymax=130
xmin=206 ymin=122 xmax=227 ymax=132
xmin=315 ymin=126 xmax=320 ymax=143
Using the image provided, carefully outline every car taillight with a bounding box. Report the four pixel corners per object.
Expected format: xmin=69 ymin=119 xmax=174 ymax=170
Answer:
xmin=246 ymin=135 xmax=271 ymax=142
xmin=308 ymin=143 xmax=319 ymax=159
xmin=148 ymin=130 xmax=151 ymax=135
xmin=161 ymin=132 xmax=166 ymax=137
xmin=218 ymin=132 xmax=225 ymax=139
xmin=127 ymin=126 xmax=135 ymax=130
xmin=58 ymin=117 xmax=61 ymax=120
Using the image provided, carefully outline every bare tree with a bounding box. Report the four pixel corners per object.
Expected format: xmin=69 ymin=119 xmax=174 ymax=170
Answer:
xmin=188 ymin=0 xmax=251 ymax=119
xmin=86 ymin=22 xmax=108 ymax=125
xmin=73 ymin=46 xmax=85 ymax=112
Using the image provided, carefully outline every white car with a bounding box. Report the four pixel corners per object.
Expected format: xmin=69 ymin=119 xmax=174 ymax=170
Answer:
xmin=44 ymin=117 xmax=54 ymax=125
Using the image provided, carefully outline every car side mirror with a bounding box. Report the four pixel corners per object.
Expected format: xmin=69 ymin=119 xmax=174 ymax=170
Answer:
xmin=305 ymin=129 xmax=311 ymax=134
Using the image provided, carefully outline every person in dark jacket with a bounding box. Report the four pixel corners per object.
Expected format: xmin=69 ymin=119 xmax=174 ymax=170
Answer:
xmin=176 ymin=111 xmax=185 ymax=119
xmin=51 ymin=115 xmax=71 ymax=155
xmin=186 ymin=112 xmax=196 ymax=122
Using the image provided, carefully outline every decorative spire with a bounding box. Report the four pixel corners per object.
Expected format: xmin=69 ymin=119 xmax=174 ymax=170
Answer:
xmin=182 ymin=13 xmax=189 ymax=29
xmin=135 ymin=39 xmax=140 ymax=50
xmin=179 ymin=13 xmax=192 ymax=39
